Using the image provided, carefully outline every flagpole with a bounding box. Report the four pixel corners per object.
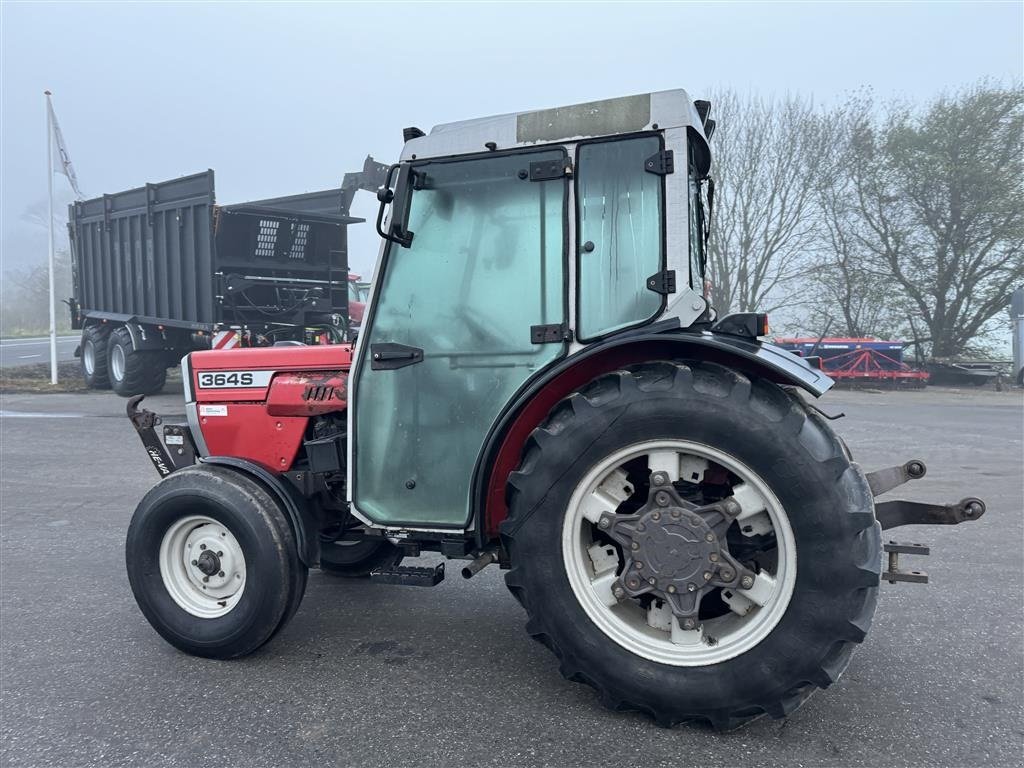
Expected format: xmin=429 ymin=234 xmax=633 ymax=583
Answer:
xmin=45 ymin=90 xmax=58 ymax=385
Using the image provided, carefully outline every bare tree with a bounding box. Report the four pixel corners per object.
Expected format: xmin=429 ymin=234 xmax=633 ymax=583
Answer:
xmin=804 ymin=97 xmax=904 ymax=338
xmin=706 ymin=90 xmax=829 ymax=314
xmin=847 ymin=82 xmax=1024 ymax=357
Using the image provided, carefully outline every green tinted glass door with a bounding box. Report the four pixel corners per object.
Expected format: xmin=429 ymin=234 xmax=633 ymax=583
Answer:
xmin=353 ymin=150 xmax=567 ymax=527
xmin=576 ymin=136 xmax=664 ymax=340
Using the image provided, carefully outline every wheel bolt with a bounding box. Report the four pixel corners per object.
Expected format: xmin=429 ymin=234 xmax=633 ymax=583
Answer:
xmin=687 ymin=583 xmax=696 ymax=592
xmin=682 ymin=618 xmax=696 ymax=630
xmin=703 ymin=571 xmax=712 ymax=581
xmin=709 ymin=553 xmax=719 ymax=562
xmin=637 ymin=524 xmax=646 ymax=532
xmin=741 ymin=575 xmax=754 ymax=589
xmin=218 ymin=571 xmax=225 ymax=577
xmin=655 ymin=493 xmax=669 ymax=508
xmin=627 ymin=578 xmax=639 ymax=588
xmin=671 ymin=510 xmax=681 ymax=519
xmin=704 ymin=533 xmax=714 ymax=542
xmin=216 ymin=551 xmax=223 ymax=557
xmin=203 ymin=576 xmax=209 ymax=583
xmin=648 ymin=578 xmax=656 ymax=586
xmin=722 ymin=570 xmax=734 ymax=581
xmin=652 ymin=472 xmax=668 ymax=486
xmin=635 ymin=562 xmax=644 ymax=569
xmin=613 ymin=587 xmax=625 ymax=599
xmin=667 ymin=585 xmax=677 ymax=593
xmin=199 ymin=544 xmax=207 ymax=550
xmin=631 ymin=542 xmax=639 ymax=550
xmin=598 ymin=518 xmax=610 ymax=529
xmin=191 ymin=560 xmax=198 ymax=566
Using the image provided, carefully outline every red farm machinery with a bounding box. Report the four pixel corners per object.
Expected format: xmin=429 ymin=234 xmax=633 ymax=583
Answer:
xmin=775 ymin=338 xmax=929 ymax=388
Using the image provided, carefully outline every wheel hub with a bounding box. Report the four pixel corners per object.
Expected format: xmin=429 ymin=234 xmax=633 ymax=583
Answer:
xmin=630 ymin=506 xmax=719 ymax=591
xmin=195 ymin=549 xmax=221 ymax=576
xmin=599 ymin=472 xmax=755 ymax=625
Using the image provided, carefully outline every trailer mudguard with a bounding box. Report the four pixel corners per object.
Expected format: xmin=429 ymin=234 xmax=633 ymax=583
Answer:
xmin=198 ymin=456 xmax=320 ymax=567
xmin=475 ymin=328 xmax=834 ymax=539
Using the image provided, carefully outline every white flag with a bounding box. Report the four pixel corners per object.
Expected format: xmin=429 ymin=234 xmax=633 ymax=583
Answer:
xmin=46 ymin=93 xmax=83 ymax=200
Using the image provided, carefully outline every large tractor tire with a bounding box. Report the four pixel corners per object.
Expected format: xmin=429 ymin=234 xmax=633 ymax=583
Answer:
xmin=126 ymin=465 xmax=308 ymax=659
xmin=107 ymin=326 xmax=167 ymax=397
xmin=319 ymin=538 xmax=402 ymax=577
xmin=501 ymin=361 xmax=880 ymax=729
xmin=80 ymin=325 xmax=111 ymax=389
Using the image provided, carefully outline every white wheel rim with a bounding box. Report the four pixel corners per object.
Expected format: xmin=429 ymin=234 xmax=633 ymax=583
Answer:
xmin=111 ymin=344 xmax=126 ymax=382
xmin=562 ymin=440 xmax=797 ymax=667
xmin=159 ymin=515 xmax=247 ymax=618
xmin=83 ymin=340 xmax=95 ymax=375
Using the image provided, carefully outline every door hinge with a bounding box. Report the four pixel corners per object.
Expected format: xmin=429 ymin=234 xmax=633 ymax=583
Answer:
xmin=646 ymin=270 xmax=676 ymax=295
xmin=530 ymin=323 xmax=573 ymax=344
xmin=644 ymin=149 xmax=674 ymax=176
xmin=370 ymin=343 xmax=424 ymax=370
xmin=529 ymin=159 xmax=572 ymax=181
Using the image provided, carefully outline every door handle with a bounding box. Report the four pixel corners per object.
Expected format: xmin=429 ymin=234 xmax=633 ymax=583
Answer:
xmin=370 ymin=343 xmax=424 ymax=370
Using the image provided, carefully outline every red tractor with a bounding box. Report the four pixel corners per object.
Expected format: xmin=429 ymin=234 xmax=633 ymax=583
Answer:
xmin=125 ymin=90 xmax=984 ymax=728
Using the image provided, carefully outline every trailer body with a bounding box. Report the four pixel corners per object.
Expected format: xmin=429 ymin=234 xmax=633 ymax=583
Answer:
xmin=68 ymin=158 xmax=387 ymax=395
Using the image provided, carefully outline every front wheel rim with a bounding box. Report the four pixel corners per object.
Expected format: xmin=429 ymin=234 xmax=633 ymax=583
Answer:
xmin=111 ymin=344 xmax=126 ymax=382
xmin=159 ymin=515 xmax=247 ymax=618
xmin=562 ymin=439 xmax=797 ymax=667
xmin=83 ymin=340 xmax=95 ymax=375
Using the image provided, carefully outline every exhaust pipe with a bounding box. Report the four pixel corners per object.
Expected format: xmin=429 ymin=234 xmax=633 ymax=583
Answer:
xmin=461 ymin=549 xmax=499 ymax=579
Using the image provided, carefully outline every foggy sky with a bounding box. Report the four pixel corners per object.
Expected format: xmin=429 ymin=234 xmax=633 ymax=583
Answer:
xmin=2 ymin=1 xmax=1022 ymax=278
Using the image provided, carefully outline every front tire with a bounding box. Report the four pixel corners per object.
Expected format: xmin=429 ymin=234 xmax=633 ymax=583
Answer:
xmin=80 ymin=325 xmax=111 ymax=389
xmin=108 ymin=325 xmax=167 ymax=397
xmin=126 ymin=465 xmax=307 ymax=659
xmin=501 ymin=361 xmax=880 ymax=728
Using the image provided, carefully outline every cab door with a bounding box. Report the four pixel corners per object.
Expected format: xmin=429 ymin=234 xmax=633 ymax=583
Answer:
xmin=351 ymin=149 xmax=568 ymax=528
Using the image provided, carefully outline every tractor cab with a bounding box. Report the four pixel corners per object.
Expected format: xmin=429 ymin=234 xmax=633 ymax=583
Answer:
xmin=352 ymin=90 xmax=716 ymax=529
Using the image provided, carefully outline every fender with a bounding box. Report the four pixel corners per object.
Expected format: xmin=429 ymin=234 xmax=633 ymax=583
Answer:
xmin=473 ymin=328 xmax=834 ymax=540
xmin=198 ymin=456 xmax=320 ymax=567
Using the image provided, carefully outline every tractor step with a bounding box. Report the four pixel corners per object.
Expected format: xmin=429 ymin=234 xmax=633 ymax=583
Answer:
xmin=370 ymin=562 xmax=445 ymax=587
xmin=882 ymin=541 xmax=930 ymax=584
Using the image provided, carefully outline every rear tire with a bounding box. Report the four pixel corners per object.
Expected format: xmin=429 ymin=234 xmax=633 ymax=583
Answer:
xmin=126 ymin=465 xmax=308 ymax=659
xmin=80 ymin=325 xmax=111 ymax=389
xmin=108 ymin=325 xmax=167 ymax=397
xmin=501 ymin=361 xmax=880 ymax=728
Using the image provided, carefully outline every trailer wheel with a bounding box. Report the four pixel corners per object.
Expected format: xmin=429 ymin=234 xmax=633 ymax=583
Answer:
xmin=501 ymin=361 xmax=880 ymax=729
xmin=126 ymin=464 xmax=307 ymax=659
xmin=80 ymin=325 xmax=111 ymax=389
xmin=107 ymin=326 xmax=167 ymax=397
xmin=319 ymin=538 xmax=401 ymax=577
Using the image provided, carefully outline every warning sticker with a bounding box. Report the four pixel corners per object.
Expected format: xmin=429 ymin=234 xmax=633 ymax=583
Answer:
xmin=199 ymin=404 xmax=228 ymax=417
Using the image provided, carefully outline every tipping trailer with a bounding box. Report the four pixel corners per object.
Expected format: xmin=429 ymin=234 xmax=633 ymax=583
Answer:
xmin=67 ymin=157 xmax=387 ymax=396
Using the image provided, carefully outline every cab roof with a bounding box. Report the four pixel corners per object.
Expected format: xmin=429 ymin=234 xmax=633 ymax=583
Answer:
xmin=400 ymin=89 xmax=711 ymax=174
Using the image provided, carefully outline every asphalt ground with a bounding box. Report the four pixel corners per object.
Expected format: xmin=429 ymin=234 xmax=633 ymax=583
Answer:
xmin=0 ymin=336 xmax=79 ymax=368
xmin=1 ymin=383 xmax=1021 ymax=767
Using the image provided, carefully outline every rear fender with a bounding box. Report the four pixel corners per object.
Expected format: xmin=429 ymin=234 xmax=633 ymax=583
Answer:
xmin=198 ymin=456 xmax=320 ymax=567
xmin=475 ymin=331 xmax=833 ymax=540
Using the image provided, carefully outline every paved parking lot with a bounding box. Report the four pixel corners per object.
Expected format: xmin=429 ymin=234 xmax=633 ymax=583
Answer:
xmin=1 ymin=383 xmax=1021 ymax=767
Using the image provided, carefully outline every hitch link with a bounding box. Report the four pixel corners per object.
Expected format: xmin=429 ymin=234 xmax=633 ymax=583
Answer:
xmin=865 ymin=459 xmax=927 ymax=496
xmin=883 ymin=541 xmax=930 ymax=584
xmin=127 ymin=395 xmax=196 ymax=477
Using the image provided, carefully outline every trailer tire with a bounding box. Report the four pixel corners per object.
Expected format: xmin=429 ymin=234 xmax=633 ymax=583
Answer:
xmin=319 ymin=538 xmax=402 ymax=577
xmin=501 ymin=361 xmax=880 ymax=729
xmin=126 ymin=464 xmax=308 ymax=659
xmin=107 ymin=325 xmax=167 ymax=397
xmin=80 ymin=325 xmax=111 ymax=389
